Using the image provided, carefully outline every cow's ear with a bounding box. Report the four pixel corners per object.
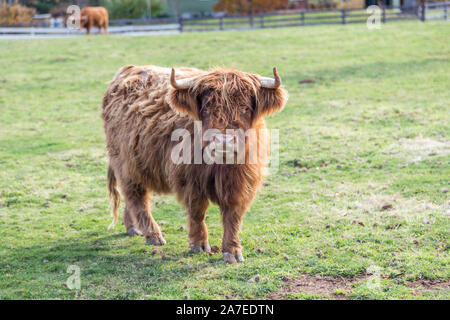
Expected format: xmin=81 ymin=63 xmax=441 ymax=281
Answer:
xmin=168 ymin=88 xmax=200 ymax=120
xmin=254 ymin=86 xmax=288 ymax=119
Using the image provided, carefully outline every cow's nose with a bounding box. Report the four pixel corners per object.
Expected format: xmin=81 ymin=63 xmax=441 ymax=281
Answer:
xmin=213 ymin=134 xmax=236 ymax=145
xmin=213 ymin=134 xmax=236 ymax=152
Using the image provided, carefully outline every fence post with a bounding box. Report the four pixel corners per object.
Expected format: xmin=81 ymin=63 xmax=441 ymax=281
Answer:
xmin=260 ymin=14 xmax=264 ymax=28
xmin=300 ymin=10 xmax=305 ymax=26
xmin=341 ymin=9 xmax=346 ymax=24
xmin=178 ymin=16 xmax=183 ymax=32
xmin=250 ymin=13 xmax=254 ymax=28
xmin=444 ymin=2 xmax=448 ymax=21
xmin=420 ymin=3 xmax=426 ymax=22
xmin=382 ymin=5 xmax=386 ymax=23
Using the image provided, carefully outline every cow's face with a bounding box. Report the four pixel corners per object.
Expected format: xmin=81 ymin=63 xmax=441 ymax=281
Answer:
xmin=79 ymin=15 xmax=88 ymax=28
xmin=65 ymin=13 xmax=87 ymax=28
xmin=169 ymin=68 xmax=287 ymax=161
xmin=199 ymin=85 xmax=254 ymax=133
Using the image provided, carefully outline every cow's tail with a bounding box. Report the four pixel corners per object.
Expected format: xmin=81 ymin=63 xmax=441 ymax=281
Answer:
xmin=107 ymin=165 xmax=120 ymax=230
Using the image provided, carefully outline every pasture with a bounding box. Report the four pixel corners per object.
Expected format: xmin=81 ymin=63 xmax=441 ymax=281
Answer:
xmin=0 ymin=21 xmax=449 ymax=300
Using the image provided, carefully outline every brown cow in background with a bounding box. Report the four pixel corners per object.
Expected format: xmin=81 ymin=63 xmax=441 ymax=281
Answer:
xmin=79 ymin=7 xmax=108 ymax=35
xmin=102 ymin=65 xmax=287 ymax=263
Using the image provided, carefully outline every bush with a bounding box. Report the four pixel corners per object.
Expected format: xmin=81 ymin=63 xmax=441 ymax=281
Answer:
xmin=49 ymin=2 xmax=71 ymax=18
xmin=22 ymin=0 xmax=62 ymax=14
xmin=0 ymin=1 xmax=36 ymax=25
xmin=308 ymin=0 xmax=337 ymax=9
xmin=105 ymin=0 xmax=162 ymax=19
xmin=213 ymin=0 xmax=289 ymax=15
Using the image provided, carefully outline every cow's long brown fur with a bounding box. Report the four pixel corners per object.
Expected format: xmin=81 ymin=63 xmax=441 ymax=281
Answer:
xmin=80 ymin=7 xmax=108 ymax=35
xmin=102 ymin=65 xmax=287 ymax=262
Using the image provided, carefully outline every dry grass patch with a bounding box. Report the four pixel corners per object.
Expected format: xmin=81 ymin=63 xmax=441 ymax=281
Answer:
xmin=384 ymin=136 xmax=450 ymax=163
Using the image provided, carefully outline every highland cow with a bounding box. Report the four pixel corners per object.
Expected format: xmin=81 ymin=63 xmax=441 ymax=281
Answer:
xmin=78 ymin=7 xmax=108 ymax=35
xmin=102 ymin=65 xmax=287 ymax=263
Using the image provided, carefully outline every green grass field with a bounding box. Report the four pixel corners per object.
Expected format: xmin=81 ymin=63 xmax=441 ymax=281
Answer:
xmin=0 ymin=21 xmax=449 ymax=300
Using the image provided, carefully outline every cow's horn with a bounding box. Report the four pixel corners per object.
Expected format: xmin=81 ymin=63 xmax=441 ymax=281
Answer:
xmin=260 ymin=67 xmax=281 ymax=89
xmin=170 ymin=68 xmax=195 ymax=90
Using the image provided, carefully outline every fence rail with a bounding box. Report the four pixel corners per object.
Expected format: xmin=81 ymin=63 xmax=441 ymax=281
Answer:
xmin=0 ymin=4 xmax=448 ymax=37
xmin=109 ymin=17 xmax=178 ymax=26
xmin=425 ymin=1 xmax=450 ymax=8
xmin=0 ymin=24 xmax=179 ymax=36
xmin=179 ymin=6 xmax=421 ymax=32
xmin=420 ymin=1 xmax=449 ymax=21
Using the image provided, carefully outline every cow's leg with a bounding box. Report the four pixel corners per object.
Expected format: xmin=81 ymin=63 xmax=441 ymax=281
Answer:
xmin=185 ymin=195 xmax=210 ymax=253
xmin=220 ymin=205 xmax=245 ymax=264
xmin=123 ymin=206 xmax=142 ymax=236
xmin=122 ymin=182 xmax=165 ymax=246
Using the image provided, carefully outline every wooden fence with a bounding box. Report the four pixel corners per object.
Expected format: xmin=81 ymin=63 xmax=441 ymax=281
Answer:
xmin=419 ymin=1 xmax=449 ymax=21
xmin=0 ymin=4 xmax=448 ymax=37
xmin=110 ymin=17 xmax=177 ymax=25
xmin=179 ymin=6 xmax=421 ymax=32
xmin=0 ymin=24 xmax=178 ymax=37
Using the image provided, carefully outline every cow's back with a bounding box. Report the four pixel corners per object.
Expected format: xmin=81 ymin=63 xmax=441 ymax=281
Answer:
xmin=81 ymin=7 xmax=108 ymax=26
xmin=102 ymin=65 xmax=203 ymax=192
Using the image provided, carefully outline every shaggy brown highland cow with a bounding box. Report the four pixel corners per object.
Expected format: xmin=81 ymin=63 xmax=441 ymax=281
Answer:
xmin=102 ymin=65 xmax=287 ymax=263
xmin=78 ymin=7 xmax=108 ymax=35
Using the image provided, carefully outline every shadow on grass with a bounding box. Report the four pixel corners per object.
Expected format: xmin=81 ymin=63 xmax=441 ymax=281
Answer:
xmin=3 ymin=230 xmax=224 ymax=278
xmin=1 ymin=229 xmax=231 ymax=298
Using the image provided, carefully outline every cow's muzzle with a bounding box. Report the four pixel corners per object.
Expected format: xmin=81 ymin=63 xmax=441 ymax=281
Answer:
xmin=212 ymin=133 xmax=237 ymax=155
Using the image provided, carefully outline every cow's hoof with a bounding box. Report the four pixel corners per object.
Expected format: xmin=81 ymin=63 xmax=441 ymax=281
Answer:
xmin=190 ymin=243 xmax=211 ymax=254
xmin=223 ymin=252 xmax=245 ymax=264
xmin=126 ymin=227 xmax=142 ymax=236
xmin=146 ymin=236 xmax=166 ymax=246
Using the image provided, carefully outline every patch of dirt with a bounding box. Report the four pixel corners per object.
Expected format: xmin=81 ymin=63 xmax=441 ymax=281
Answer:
xmin=268 ymin=274 xmax=450 ymax=300
xmin=268 ymin=274 xmax=368 ymax=300
xmin=299 ymin=78 xmax=315 ymax=84
xmin=363 ymin=194 xmax=399 ymax=212
xmin=405 ymin=279 xmax=450 ymax=291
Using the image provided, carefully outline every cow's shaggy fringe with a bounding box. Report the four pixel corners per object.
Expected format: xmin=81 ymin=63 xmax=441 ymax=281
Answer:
xmin=102 ymin=65 xmax=287 ymax=262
